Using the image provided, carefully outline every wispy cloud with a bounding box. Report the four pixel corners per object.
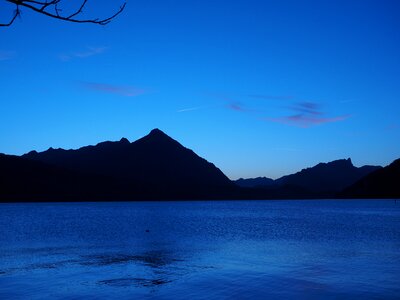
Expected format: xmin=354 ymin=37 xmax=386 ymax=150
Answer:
xmin=228 ymin=102 xmax=247 ymax=112
xmin=205 ymin=93 xmax=251 ymax=113
xmin=74 ymin=46 xmax=107 ymax=58
xmin=287 ymin=102 xmax=323 ymax=115
xmin=177 ymin=106 xmax=207 ymax=113
xmin=59 ymin=46 xmax=108 ymax=61
xmin=266 ymin=114 xmax=350 ymax=128
xmin=248 ymin=94 xmax=294 ymax=101
xmin=80 ymin=81 xmax=146 ymax=97
xmin=265 ymin=101 xmax=350 ymax=127
xmin=227 ymin=102 xmax=264 ymax=114
xmin=0 ymin=50 xmax=16 ymax=61
xmin=207 ymin=91 xmax=349 ymax=127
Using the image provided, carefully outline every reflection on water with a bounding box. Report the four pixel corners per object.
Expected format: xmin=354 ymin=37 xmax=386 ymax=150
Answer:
xmin=0 ymin=200 xmax=399 ymax=299
xmin=80 ymin=251 xmax=184 ymax=267
xmin=99 ymin=277 xmax=173 ymax=287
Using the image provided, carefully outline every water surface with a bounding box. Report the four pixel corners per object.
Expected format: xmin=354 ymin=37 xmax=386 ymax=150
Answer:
xmin=0 ymin=200 xmax=399 ymax=299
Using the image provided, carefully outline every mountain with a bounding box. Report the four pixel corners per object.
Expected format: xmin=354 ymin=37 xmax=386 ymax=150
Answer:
xmin=339 ymin=158 xmax=400 ymax=198
xmin=0 ymin=153 xmax=125 ymax=201
xmin=274 ymin=159 xmax=381 ymax=196
xmin=19 ymin=129 xmax=235 ymax=200
xmin=0 ymin=129 xmax=391 ymax=201
xmin=235 ymin=177 xmax=275 ymax=188
xmin=235 ymin=159 xmax=381 ymax=197
xmin=235 ymin=159 xmax=381 ymax=198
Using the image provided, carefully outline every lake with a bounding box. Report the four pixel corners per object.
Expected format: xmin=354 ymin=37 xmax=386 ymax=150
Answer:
xmin=0 ymin=200 xmax=399 ymax=299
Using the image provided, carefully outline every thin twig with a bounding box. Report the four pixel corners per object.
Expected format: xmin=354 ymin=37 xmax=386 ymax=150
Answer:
xmin=0 ymin=0 xmax=126 ymax=27
xmin=0 ymin=5 xmax=20 ymax=26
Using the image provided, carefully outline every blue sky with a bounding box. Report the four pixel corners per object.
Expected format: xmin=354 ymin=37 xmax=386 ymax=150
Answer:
xmin=1 ymin=0 xmax=399 ymax=179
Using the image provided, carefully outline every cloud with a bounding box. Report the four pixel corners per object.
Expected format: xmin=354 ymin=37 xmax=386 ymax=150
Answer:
xmin=205 ymin=93 xmax=251 ymax=112
xmin=287 ymin=102 xmax=323 ymax=115
xmin=177 ymin=106 xmax=207 ymax=113
xmin=248 ymin=94 xmax=294 ymax=100
xmin=60 ymin=46 xmax=108 ymax=61
xmin=265 ymin=101 xmax=350 ymax=127
xmin=74 ymin=46 xmax=107 ymax=58
xmin=228 ymin=103 xmax=247 ymax=112
xmin=266 ymin=114 xmax=350 ymax=128
xmin=209 ymin=92 xmax=349 ymax=127
xmin=178 ymin=102 xmax=249 ymax=113
xmin=0 ymin=50 xmax=16 ymax=61
xmin=80 ymin=82 xmax=145 ymax=97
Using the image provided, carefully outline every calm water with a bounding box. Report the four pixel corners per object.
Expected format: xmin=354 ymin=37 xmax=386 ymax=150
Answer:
xmin=0 ymin=200 xmax=399 ymax=299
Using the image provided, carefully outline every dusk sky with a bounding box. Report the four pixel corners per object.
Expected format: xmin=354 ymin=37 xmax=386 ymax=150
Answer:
xmin=1 ymin=0 xmax=399 ymax=179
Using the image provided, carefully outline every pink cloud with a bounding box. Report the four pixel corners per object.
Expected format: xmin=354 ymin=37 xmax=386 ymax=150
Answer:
xmin=80 ymin=82 xmax=146 ymax=97
xmin=266 ymin=114 xmax=350 ymax=128
xmin=265 ymin=100 xmax=350 ymax=127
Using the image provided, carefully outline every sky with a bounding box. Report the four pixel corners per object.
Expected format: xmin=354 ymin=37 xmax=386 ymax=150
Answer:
xmin=1 ymin=0 xmax=399 ymax=179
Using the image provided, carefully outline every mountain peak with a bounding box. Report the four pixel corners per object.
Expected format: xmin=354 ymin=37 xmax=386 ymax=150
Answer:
xmin=333 ymin=158 xmax=353 ymax=166
xmin=149 ymin=128 xmax=167 ymax=136
xmin=15 ymin=128 xmax=234 ymax=200
xmin=316 ymin=158 xmax=353 ymax=168
xmin=119 ymin=137 xmax=130 ymax=144
xmin=330 ymin=158 xmax=352 ymax=163
xmin=144 ymin=128 xmax=174 ymax=143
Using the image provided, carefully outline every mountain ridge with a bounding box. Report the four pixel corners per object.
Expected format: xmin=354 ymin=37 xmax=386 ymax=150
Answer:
xmin=235 ymin=158 xmax=381 ymax=197
xmin=1 ymin=128 xmax=398 ymax=201
xmin=339 ymin=158 xmax=400 ymax=198
xmin=19 ymin=128 xmax=235 ymax=200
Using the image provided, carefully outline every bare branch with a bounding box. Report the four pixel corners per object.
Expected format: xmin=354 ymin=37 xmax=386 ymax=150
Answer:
xmin=0 ymin=0 xmax=126 ymax=27
xmin=22 ymin=0 xmax=53 ymax=5
xmin=67 ymin=0 xmax=88 ymax=19
xmin=0 ymin=5 xmax=20 ymax=26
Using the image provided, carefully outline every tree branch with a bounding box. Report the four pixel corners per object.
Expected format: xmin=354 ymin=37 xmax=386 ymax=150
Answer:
xmin=0 ymin=0 xmax=126 ymax=27
xmin=67 ymin=0 xmax=88 ymax=19
xmin=0 ymin=5 xmax=20 ymax=26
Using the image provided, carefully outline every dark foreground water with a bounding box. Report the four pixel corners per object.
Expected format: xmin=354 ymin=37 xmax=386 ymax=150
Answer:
xmin=0 ymin=200 xmax=399 ymax=299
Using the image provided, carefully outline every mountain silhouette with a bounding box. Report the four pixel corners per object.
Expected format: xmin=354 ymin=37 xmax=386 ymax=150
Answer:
xmin=235 ymin=177 xmax=275 ymax=188
xmin=0 ymin=153 xmax=125 ymax=201
xmin=274 ymin=159 xmax=381 ymax=196
xmin=339 ymin=158 xmax=400 ymax=198
xmin=235 ymin=159 xmax=380 ymax=197
xmin=0 ymin=129 xmax=394 ymax=201
xmin=20 ymin=128 xmax=235 ymax=200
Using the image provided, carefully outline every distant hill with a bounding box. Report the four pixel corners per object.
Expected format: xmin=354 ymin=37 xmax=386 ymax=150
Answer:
xmin=339 ymin=158 xmax=400 ymax=198
xmin=274 ymin=159 xmax=381 ymax=196
xmin=20 ymin=129 xmax=235 ymax=200
xmin=235 ymin=159 xmax=381 ymax=197
xmin=235 ymin=177 xmax=275 ymax=188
